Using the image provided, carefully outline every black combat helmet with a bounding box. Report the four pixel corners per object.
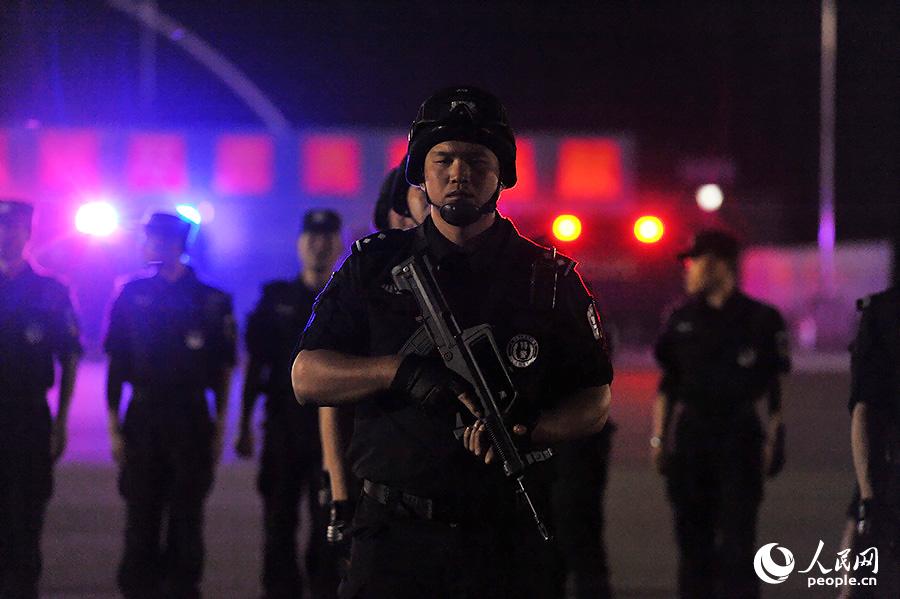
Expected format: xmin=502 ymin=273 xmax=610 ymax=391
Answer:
xmin=405 ymin=86 xmax=517 ymax=189
xmin=374 ymin=163 xmax=411 ymax=231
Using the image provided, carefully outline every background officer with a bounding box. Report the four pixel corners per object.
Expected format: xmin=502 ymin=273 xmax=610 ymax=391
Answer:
xmin=105 ymin=212 xmax=236 ymax=599
xmin=652 ymin=229 xmax=789 ymax=599
xmin=236 ymin=209 xmax=344 ymax=599
xmin=848 ymin=287 xmax=900 ymax=597
xmin=373 ymin=162 xmax=429 ymax=231
xmin=318 ymin=167 xmax=430 ymax=576
xmin=530 ymin=230 xmax=617 ymax=599
xmin=292 ymin=86 xmax=613 ymax=598
xmin=0 ymin=199 xmax=81 ymax=598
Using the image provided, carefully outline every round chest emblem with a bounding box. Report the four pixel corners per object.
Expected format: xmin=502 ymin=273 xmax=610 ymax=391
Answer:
xmin=185 ymin=331 xmax=206 ymax=350
xmin=507 ymin=334 xmax=539 ymax=368
xmin=24 ymin=323 xmax=44 ymax=345
xmin=737 ymin=347 xmax=758 ymax=368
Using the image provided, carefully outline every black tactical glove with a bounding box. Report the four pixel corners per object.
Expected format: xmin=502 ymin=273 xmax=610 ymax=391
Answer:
xmin=390 ymin=354 xmax=471 ymax=408
xmin=327 ymin=499 xmax=355 ymax=545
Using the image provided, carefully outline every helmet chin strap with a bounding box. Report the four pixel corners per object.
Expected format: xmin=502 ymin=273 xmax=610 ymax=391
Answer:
xmin=423 ymin=183 xmax=501 ymax=228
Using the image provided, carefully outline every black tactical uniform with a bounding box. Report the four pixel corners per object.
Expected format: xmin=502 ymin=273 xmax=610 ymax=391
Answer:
xmin=298 ymin=214 xmax=613 ymax=598
xmin=0 ymin=202 xmax=82 ymax=598
xmin=105 ymin=250 xmax=235 ymax=598
xmin=847 ymin=288 xmax=900 ymax=597
xmin=246 ymin=277 xmax=330 ymax=597
xmin=655 ymin=288 xmax=790 ymax=599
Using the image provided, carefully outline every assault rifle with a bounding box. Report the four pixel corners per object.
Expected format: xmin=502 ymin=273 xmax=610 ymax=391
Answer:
xmin=392 ymin=253 xmax=552 ymax=541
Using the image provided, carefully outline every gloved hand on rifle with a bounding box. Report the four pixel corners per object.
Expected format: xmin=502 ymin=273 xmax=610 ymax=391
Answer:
xmin=391 ymin=354 xmax=481 ymax=417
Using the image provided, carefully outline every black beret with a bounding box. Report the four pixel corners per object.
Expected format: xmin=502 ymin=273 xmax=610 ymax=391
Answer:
xmin=677 ymin=229 xmax=740 ymax=262
xmin=144 ymin=212 xmax=193 ymax=244
xmin=302 ymin=209 xmax=342 ymax=234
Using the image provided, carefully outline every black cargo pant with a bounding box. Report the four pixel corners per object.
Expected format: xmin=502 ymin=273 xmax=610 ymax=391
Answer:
xmin=0 ymin=398 xmax=52 ymax=599
xmin=339 ymin=488 xmax=561 ymax=599
xmin=258 ymin=414 xmax=331 ymax=599
xmin=552 ymin=422 xmax=615 ymax=599
xmin=665 ymin=408 xmax=764 ymax=599
xmin=117 ymin=392 xmax=214 ymax=599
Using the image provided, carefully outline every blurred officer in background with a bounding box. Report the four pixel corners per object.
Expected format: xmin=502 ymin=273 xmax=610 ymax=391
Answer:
xmin=236 ymin=209 xmax=344 ymax=599
xmin=105 ymin=212 xmax=236 ymax=599
xmin=530 ymin=229 xmax=617 ymax=599
xmin=0 ymin=199 xmax=82 ymax=599
xmin=551 ymin=335 xmax=616 ymax=599
xmin=847 ymin=288 xmax=900 ymax=597
xmin=372 ymin=162 xmax=429 ymax=232
xmin=319 ymin=167 xmax=427 ymax=580
xmin=652 ymin=230 xmax=789 ymax=599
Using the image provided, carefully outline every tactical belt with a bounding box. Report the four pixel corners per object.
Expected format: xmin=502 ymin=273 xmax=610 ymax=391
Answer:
xmin=362 ymin=479 xmax=445 ymax=522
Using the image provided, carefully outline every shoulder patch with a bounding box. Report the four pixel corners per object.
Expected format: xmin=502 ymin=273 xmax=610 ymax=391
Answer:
xmin=352 ymin=229 xmax=409 ymax=255
xmin=552 ymin=251 xmax=577 ymax=276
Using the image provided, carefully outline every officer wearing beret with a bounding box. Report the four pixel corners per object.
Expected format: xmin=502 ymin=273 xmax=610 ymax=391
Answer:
xmin=236 ymin=209 xmax=344 ymax=599
xmin=848 ymin=287 xmax=900 ymax=597
xmin=292 ymin=86 xmax=613 ymax=598
xmin=652 ymin=229 xmax=790 ymax=599
xmin=105 ymin=212 xmax=236 ymax=599
xmin=0 ymin=199 xmax=82 ymax=598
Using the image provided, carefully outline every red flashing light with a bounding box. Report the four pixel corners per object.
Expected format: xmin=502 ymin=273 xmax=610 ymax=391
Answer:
xmin=386 ymin=136 xmax=408 ymax=172
xmin=552 ymin=214 xmax=582 ymax=242
xmin=39 ymin=129 xmax=101 ymax=191
xmin=556 ymin=138 xmax=622 ymax=201
xmin=634 ymin=215 xmax=664 ymax=244
xmin=127 ymin=133 xmax=188 ymax=193
xmin=301 ymin=135 xmax=362 ymax=196
xmin=214 ymin=134 xmax=274 ymax=195
xmin=500 ymin=137 xmax=536 ymax=201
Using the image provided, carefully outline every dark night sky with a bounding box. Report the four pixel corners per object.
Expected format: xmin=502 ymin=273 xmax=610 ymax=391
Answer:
xmin=2 ymin=0 xmax=897 ymax=242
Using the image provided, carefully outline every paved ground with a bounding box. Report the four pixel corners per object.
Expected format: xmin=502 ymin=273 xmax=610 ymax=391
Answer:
xmin=39 ymin=360 xmax=858 ymax=598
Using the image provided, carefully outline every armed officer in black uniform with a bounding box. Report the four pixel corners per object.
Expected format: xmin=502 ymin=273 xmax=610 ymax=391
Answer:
xmin=105 ymin=212 xmax=236 ymax=599
xmin=848 ymin=287 xmax=900 ymax=597
xmin=0 ymin=199 xmax=81 ymax=599
xmin=236 ymin=209 xmax=344 ymax=599
xmin=652 ymin=230 xmax=789 ymax=599
xmin=292 ymin=86 xmax=613 ymax=599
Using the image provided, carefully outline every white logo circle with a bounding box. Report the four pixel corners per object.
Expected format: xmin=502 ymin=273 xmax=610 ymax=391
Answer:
xmin=507 ymin=334 xmax=539 ymax=368
xmin=753 ymin=543 xmax=795 ymax=584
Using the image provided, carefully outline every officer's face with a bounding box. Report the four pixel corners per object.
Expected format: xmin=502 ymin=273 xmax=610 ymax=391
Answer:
xmin=422 ymin=141 xmax=501 ymax=210
xmin=387 ymin=208 xmax=417 ymax=230
xmin=683 ymin=254 xmax=728 ymax=295
xmin=0 ymin=220 xmax=30 ymax=262
xmin=143 ymin=233 xmax=184 ymax=266
xmin=298 ymin=231 xmax=342 ymax=273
